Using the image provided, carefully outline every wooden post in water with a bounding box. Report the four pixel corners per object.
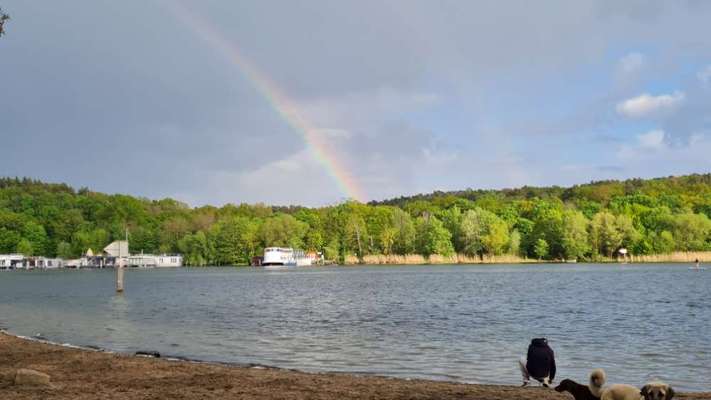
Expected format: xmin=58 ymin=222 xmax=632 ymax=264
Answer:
xmin=116 ymin=261 xmax=124 ymax=293
xmin=116 ymin=229 xmax=127 ymax=293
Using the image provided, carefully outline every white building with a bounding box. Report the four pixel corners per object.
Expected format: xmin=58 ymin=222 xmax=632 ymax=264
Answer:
xmin=26 ymin=257 xmax=64 ymax=269
xmin=65 ymin=258 xmax=89 ymax=269
xmin=1 ymin=255 xmax=65 ymax=269
xmin=103 ymin=241 xmax=129 ymax=257
xmin=0 ymin=254 xmax=25 ymax=270
xmin=127 ymin=254 xmax=183 ymax=268
xmin=61 ymin=240 xmax=183 ymax=269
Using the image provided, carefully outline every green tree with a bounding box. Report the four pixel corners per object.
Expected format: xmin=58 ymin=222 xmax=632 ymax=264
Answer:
xmin=5 ymin=174 xmax=711 ymax=263
xmin=344 ymin=213 xmax=368 ymax=258
xmin=178 ymin=231 xmax=212 ymax=266
xmin=129 ymin=226 xmax=159 ymax=254
xmin=649 ymin=230 xmax=676 ymax=254
xmin=160 ymin=216 xmax=190 ymax=253
xmin=379 ymin=227 xmax=397 ymax=255
xmin=507 ymin=229 xmax=521 ymax=256
xmin=214 ymin=217 xmax=259 ymax=265
xmin=459 ymin=208 xmax=510 ymax=257
xmin=415 ymin=216 xmax=454 ymax=256
xmin=561 ymin=210 xmax=590 ymax=260
xmin=526 ymin=201 xmax=564 ymax=259
xmin=304 ymin=229 xmax=324 ymax=252
xmin=259 ymin=214 xmax=308 ymax=250
xmin=391 ymin=208 xmax=416 ymax=255
xmin=16 ymin=238 xmax=33 ymax=255
xmin=71 ymin=228 xmax=110 ymax=256
xmin=22 ymin=221 xmax=50 ymax=256
xmin=0 ymin=228 xmax=21 ymax=253
xmin=590 ymin=211 xmax=622 ymax=258
xmin=615 ymin=214 xmax=641 ymax=252
xmin=533 ymin=238 xmax=549 ymax=260
xmin=440 ymin=206 xmax=463 ymax=251
xmin=667 ymin=213 xmax=711 ymax=251
xmin=56 ymin=241 xmax=73 ymax=259
xmin=365 ymin=206 xmax=395 ymax=254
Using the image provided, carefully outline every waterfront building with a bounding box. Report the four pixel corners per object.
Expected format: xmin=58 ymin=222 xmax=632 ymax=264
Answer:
xmin=0 ymin=254 xmax=65 ymax=270
xmin=127 ymin=253 xmax=183 ymax=268
xmin=0 ymin=254 xmax=25 ymax=270
xmin=23 ymin=256 xmax=65 ymax=269
xmin=3 ymin=240 xmax=182 ymax=270
xmin=103 ymin=241 xmax=129 ymax=258
xmin=262 ymin=247 xmax=314 ymax=268
xmin=64 ymin=243 xmax=122 ymax=269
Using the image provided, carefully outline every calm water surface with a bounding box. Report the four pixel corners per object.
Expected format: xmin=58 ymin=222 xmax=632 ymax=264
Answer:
xmin=0 ymin=264 xmax=709 ymax=391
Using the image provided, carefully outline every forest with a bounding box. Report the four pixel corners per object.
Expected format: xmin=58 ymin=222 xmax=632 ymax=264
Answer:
xmin=1 ymin=174 xmax=711 ymax=265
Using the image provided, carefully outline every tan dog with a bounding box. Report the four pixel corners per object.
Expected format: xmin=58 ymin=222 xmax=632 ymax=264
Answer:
xmin=589 ymin=368 xmax=606 ymax=398
xmin=641 ymin=382 xmax=675 ymax=400
xmin=588 ymin=369 xmax=642 ymax=400
xmin=600 ymin=384 xmax=643 ymax=400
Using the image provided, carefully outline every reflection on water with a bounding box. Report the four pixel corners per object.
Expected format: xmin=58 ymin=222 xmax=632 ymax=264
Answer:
xmin=0 ymin=264 xmax=709 ymax=391
xmin=103 ymin=293 xmax=135 ymax=348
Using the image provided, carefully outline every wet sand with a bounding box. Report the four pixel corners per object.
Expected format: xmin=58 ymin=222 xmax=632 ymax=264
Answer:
xmin=1 ymin=332 xmax=709 ymax=400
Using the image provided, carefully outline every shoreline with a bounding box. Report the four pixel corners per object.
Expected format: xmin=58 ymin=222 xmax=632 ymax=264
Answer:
xmin=1 ymin=331 xmax=710 ymax=400
xmin=340 ymin=251 xmax=711 ymax=265
xmin=4 ymin=251 xmax=710 ymax=270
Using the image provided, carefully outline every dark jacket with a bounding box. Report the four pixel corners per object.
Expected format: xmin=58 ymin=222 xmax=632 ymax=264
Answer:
xmin=526 ymin=338 xmax=556 ymax=381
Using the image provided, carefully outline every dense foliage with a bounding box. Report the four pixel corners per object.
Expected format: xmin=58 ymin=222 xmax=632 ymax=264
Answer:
xmin=2 ymin=175 xmax=711 ymax=264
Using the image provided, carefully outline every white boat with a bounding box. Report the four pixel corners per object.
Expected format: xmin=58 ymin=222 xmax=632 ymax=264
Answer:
xmin=262 ymin=247 xmax=312 ymax=269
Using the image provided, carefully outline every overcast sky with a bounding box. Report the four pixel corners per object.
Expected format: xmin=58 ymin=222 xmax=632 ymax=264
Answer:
xmin=2 ymin=1 xmax=711 ymax=206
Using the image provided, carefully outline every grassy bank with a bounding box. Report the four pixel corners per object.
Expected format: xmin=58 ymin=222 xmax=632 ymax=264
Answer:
xmin=343 ymin=254 xmax=538 ymax=265
xmin=342 ymin=251 xmax=711 ymax=265
xmin=628 ymin=251 xmax=711 ymax=263
xmin=1 ymin=332 xmax=709 ymax=400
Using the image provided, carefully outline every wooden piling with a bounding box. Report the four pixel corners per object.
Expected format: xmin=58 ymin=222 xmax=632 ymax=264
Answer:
xmin=116 ymin=261 xmax=124 ymax=293
xmin=116 ymin=229 xmax=127 ymax=293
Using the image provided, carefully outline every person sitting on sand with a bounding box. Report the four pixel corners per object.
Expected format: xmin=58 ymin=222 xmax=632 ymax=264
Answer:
xmin=519 ymin=337 xmax=556 ymax=387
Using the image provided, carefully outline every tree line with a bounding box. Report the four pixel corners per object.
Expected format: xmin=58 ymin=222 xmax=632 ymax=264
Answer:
xmin=1 ymin=175 xmax=711 ymax=265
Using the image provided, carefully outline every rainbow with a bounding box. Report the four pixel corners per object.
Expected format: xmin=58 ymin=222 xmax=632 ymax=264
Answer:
xmin=163 ymin=1 xmax=366 ymax=202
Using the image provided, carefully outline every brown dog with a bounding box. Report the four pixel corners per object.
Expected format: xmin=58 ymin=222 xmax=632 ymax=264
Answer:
xmin=555 ymin=378 xmax=600 ymax=400
xmin=641 ymin=382 xmax=674 ymax=400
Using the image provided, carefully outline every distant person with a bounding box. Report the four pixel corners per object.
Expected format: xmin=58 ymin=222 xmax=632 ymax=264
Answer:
xmin=519 ymin=338 xmax=556 ymax=387
xmin=695 ymin=259 xmax=700 ymax=269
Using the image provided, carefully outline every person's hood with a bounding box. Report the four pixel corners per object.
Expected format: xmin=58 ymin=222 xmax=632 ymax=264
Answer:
xmin=531 ymin=338 xmax=548 ymax=347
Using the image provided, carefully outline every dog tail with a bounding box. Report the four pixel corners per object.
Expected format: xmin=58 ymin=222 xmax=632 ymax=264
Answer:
xmin=589 ymin=368 xmax=606 ymax=397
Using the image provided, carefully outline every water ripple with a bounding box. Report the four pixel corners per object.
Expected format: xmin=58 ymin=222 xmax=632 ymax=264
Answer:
xmin=0 ymin=264 xmax=709 ymax=391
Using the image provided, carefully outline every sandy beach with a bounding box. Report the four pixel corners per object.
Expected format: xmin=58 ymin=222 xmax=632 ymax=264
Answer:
xmin=0 ymin=332 xmax=709 ymax=400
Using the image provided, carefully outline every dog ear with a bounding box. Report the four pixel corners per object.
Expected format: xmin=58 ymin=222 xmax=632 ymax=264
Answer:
xmin=665 ymin=386 xmax=674 ymax=400
xmin=640 ymin=384 xmax=650 ymax=399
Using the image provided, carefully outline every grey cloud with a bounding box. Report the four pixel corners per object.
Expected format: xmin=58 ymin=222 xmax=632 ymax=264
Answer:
xmin=2 ymin=0 xmax=711 ymax=205
xmin=660 ymin=85 xmax=711 ymax=144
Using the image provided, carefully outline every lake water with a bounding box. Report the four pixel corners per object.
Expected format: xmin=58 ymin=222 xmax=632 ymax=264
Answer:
xmin=0 ymin=264 xmax=709 ymax=391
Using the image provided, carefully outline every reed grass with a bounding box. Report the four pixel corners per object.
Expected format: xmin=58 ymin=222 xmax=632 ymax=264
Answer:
xmin=342 ymin=251 xmax=711 ymax=265
xmin=344 ymin=253 xmax=538 ymax=265
xmin=629 ymin=251 xmax=711 ymax=263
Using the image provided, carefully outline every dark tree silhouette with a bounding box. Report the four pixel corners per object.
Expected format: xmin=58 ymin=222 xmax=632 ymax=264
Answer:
xmin=0 ymin=7 xmax=9 ymax=37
